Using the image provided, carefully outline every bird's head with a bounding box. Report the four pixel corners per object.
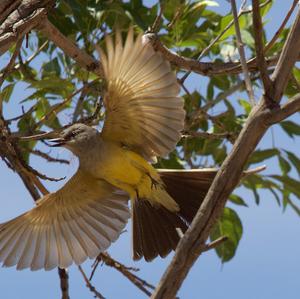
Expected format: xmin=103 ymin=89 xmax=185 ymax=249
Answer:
xmin=49 ymin=123 xmax=99 ymax=156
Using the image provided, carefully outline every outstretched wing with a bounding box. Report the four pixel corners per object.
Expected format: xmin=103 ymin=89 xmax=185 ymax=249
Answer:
xmin=0 ymin=170 xmax=129 ymax=271
xmin=99 ymin=28 xmax=185 ymax=159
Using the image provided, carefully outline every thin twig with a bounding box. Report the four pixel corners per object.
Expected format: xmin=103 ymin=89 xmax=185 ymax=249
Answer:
xmin=6 ymin=104 xmax=37 ymax=122
xmin=182 ymin=131 xmax=232 ymax=141
xmin=0 ymin=37 xmax=23 ymax=88
xmin=252 ymin=0 xmax=273 ymax=103
xmin=31 ymin=149 xmax=70 ymax=164
xmin=265 ymin=0 xmax=299 ymax=52
xmin=267 ymin=92 xmax=300 ymax=124
xmin=150 ymin=1 xmax=164 ymax=33
xmin=95 ymin=253 xmax=155 ymax=297
xmin=78 ymin=265 xmax=106 ymax=299
xmin=146 ymin=32 xmax=282 ymax=77
xmin=230 ymin=0 xmax=255 ymax=105
xmin=39 ymin=18 xmax=103 ymax=77
xmin=180 ymin=0 xmax=272 ymax=83
xmin=58 ymin=268 xmax=70 ymax=299
xmin=203 ymin=236 xmax=228 ymax=252
xmin=32 ymin=79 xmax=98 ymax=130
xmin=272 ymin=7 xmax=300 ymax=101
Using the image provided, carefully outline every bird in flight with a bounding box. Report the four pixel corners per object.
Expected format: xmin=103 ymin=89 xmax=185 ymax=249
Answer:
xmin=0 ymin=28 xmax=217 ymax=271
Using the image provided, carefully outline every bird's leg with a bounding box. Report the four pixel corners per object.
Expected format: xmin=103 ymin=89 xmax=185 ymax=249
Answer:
xmin=135 ymin=188 xmax=140 ymax=199
xmin=146 ymin=173 xmax=159 ymax=190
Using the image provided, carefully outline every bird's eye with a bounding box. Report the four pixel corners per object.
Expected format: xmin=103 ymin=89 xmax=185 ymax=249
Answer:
xmin=67 ymin=131 xmax=78 ymax=140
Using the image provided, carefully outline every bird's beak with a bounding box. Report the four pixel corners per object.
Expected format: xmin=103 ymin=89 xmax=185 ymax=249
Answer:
xmin=48 ymin=138 xmax=66 ymax=147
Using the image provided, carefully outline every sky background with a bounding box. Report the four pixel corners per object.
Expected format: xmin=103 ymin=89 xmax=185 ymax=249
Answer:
xmin=1 ymin=1 xmax=300 ymax=298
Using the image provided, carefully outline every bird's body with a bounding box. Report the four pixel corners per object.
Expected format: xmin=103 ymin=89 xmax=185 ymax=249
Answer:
xmin=80 ymin=136 xmax=178 ymax=212
xmin=0 ymin=27 xmax=218 ymax=270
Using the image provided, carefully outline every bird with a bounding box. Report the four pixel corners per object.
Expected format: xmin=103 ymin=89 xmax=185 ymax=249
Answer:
xmin=0 ymin=28 xmax=218 ymax=270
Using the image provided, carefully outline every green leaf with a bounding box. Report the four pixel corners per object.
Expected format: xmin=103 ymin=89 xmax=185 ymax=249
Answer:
xmin=155 ymin=152 xmax=184 ymax=169
xmin=1 ymin=84 xmax=14 ymax=102
xmin=42 ymin=57 xmax=61 ymax=77
xmin=210 ymin=207 xmax=243 ymax=262
xmin=239 ymin=99 xmax=252 ymax=115
xmin=278 ymin=156 xmax=291 ymax=175
xmin=241 ymin=29 xmax=254 ymax=47
xmin=280 ymin=121 xmax=300 ymax=137
xmin=284 ymin=150 xmax=300 ymax=177
xmin=229 ymin=194 xmax=248 ymax=207
xmin=248 ymin=149 xmax=279 ymax=164
xmin=191 ymin=0 xmax=219 ymax=10
xmin=271 ymin=175 xmax=300 ymax=199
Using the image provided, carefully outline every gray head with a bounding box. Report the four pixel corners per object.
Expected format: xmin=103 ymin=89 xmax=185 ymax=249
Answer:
xmin=49 ymin=123 xmax=99 ymax=157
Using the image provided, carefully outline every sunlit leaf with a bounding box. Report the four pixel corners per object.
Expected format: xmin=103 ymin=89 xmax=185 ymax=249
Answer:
xmin=210 ymin=207 xmax=243 ymax=262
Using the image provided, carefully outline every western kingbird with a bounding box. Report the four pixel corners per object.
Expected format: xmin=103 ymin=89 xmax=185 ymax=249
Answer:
xmin=0 ymin=28 xmax=218 ymax=270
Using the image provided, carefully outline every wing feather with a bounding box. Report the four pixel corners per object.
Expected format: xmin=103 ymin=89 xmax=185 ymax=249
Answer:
xmin=0 ymin=170 xmax=130 ymax=271
xmin=100 ymin=29 xmax=185 ymax=159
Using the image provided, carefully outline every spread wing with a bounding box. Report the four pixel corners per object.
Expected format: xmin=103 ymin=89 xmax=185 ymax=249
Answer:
xmin=99 ymin=28 xmax=185 ymax=159
xmin=0 ymin=170 xmax=129 ymax=271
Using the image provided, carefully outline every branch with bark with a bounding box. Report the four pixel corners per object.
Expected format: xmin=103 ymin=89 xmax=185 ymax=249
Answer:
xmin=151 ymin=6 xmax=300 ymax=299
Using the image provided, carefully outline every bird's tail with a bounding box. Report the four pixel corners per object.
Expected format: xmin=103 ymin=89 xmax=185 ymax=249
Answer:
xmin=132 ymin=168 xmax=217 ymax=261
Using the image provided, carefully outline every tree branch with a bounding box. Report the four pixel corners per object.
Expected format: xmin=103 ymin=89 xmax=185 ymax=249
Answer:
xmin=266 ymin=93 xmax=300 ymax=124
xmin=230 ymin=0 xmax=255 ymax=105
xmin=203 ymin=236 xmax=228 ymax=252
xmin=180 ymin=0 xmax=272 ymax=83
xmin=0 ymin=0 xmax=53 ymax=55
xmin=252 ymin=0 xmax=273 ymax=101
xmin=145 ymin=32 xmax=282 ymax=76
xmin=96 ymin=252 xmax=155 ymax=297
xmin=265 ymin=0 xmax=299 ymax=52
xmin=38 ymin=18 xmax=104 ymax=77
xmin=0 ymin=37 xmax=23 ymax=88
xmin=58 ymin=268 xmax=70 ymax=299
xmin=151 ymin=6 xmax=300 ymax=299
xmin=272 ymin=8 xmax=300 ymax=101
xmin=78 ymin=266 xmax=105 ymax=299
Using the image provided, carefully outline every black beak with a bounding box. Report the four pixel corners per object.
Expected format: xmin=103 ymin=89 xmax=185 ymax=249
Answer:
xmin=48 ymin=138 xmax=66 ymax=147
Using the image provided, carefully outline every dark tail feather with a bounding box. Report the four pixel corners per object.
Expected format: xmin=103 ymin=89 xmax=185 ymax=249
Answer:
xmin=159 ymin=169 xmax=217 ymax=223
xmin=132 ymin=169 xmax=217 ymax=262
xmin=132 ymin=199 xmax=188 ymax=261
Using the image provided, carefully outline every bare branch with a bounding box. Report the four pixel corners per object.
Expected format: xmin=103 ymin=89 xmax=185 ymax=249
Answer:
xmin=0 ymin=0 xmax=53 ymax=55
xmin=203 ymin=236 xmax=228 ymax=252
xmin=181 ymin=0 xmax=272 ymax=83
xmin=182 ymin=131 xmax=232 ymax=141
xmin=265 ymin=0 xmax=299 ymax=52
xmin=31 ymin=149 xmax=70 ymax=164
xmin=78 ymin=265 xmax=105 ymax=299
xmin=39 ymin=18 xmax=104 ymax=77
xmin=146 ymin=32 xmax=282 ymax=77
xmin=252 ymin=0 xmax=273 ymax=101
xmin=272 ymin=8 xmax=300 ymax=101
xmin=58 ymin=268 xmax=70 ymax=299
xmin=0 ymin=37 xmax=23 ymax=88
xmin=149 ymin=2 xmax=164 ymax=33
xmin=0 ymin=37 xmax=23 ymax=114
xmin=242 ymin=165 xmax=267 ymax=177
xmin=0 ymin=0 xmax=21 ymax=24
xmin=230 ymin=0 xmax=255 ymax=105
xmin=151 ymin=6 xmax=300 ymax=299
xmin=97 ymin=252 xmax=155 ymax=297
xmin=267 ymin=93 xmax=300 ymax=124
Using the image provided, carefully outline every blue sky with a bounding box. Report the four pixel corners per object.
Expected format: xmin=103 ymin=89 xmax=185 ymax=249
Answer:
xmin=1 ymin=1 xmax=300 ymax=299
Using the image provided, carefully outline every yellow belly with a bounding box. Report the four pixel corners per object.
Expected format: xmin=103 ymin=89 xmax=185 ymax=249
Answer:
xmin=98 ymin=142 xmax=156 ymax=198
xmin=97 ymin=141 xmax=178 ymax=211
